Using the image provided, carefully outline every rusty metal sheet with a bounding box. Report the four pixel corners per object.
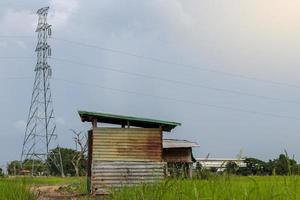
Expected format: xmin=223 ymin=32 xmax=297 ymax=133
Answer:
xmin=92 ymin=128 xmax=162 ymax=162
xmin=91 ymin=161 xmax=165 ymax=195
xmin=90 ymin=128 xmax=165 ymax=195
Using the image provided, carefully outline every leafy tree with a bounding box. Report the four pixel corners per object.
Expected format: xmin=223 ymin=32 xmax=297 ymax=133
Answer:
xmin=47 ymin=147 xmax=87 ymax=176
xmin=22 ymin=159 xmax=47 ymax=175
xmin=7 ymin=159 xmax=46 ymax=175
xmin=270 ymin=154 xmax=297 ymax=175
xmin=7 ymin=160 xmax=22 ymax=175
xmin=240 ymin=154 xmax=298 ymax=176
xmin=0 ymin=168 xmax=4 ymax=177
xmin=195 ymin=162 xmax=202 ymax=178
xmin=236 ymin=158 xmax=271 ymax=176
xmin=210 ymin=167 xmax=218 ymax=173
xmin=225 ymin=161 xmax=239 ymax=174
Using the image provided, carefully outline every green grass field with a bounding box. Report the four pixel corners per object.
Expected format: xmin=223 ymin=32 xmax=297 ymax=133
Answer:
xmin=0 ymin=176 xmax=86 ymax=200
xmin=108 ymin=176 xmax=300 ymax=200
xmin=1 ymin=176 xmax=300 ymax=200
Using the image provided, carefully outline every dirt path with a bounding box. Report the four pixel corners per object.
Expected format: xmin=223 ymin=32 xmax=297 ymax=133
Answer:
xmin=33 ymin=185 xmax=78 ymax=200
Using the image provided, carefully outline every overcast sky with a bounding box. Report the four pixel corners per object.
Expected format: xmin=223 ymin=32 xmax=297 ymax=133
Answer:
xmin=1 ymin=0 xmax=300 ymax=167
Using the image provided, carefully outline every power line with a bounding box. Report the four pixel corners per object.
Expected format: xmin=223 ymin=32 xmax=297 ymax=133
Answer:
xmin=50 ymin=57 xmax=300 ymax=105
xmin=1 ymin=35 xmax=300 ymax=89
xmin=0 ymin=76 xmax=32 ymax=80
xmin=0 ymin=74 xmax=298 ymax=121
xmin=0 ymin=57 xmax=32 ymax=59
xmin=1 ymin=56 xmax=299 ymax=105
xmin=52 ymin=77 xmax=300 ymax=121
xmin=50 ymin=37 xmax=300 ymax=89
xmin=0 ymin=36 xmax=33 ymax=39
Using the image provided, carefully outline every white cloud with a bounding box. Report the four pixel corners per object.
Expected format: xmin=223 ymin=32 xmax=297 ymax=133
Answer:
xmin=49 ymin=0 xmax=79 ymax=28
xmin=0 ymin=0 xmax=79 ymax=35
xmin=0 ymin=8 xmax=35 ymax=34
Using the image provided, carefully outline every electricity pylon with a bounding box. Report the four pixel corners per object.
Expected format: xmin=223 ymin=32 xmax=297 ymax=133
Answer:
xmin=21 ymin=7 xmax=64 ymax=176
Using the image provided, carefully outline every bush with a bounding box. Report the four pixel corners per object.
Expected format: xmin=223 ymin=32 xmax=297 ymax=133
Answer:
xmin=0 ymin=168 xmax=4 ymax=177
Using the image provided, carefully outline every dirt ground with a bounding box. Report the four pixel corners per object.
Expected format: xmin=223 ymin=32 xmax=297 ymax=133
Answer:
xmin=33 ymin=185 xmax=79 ymax=200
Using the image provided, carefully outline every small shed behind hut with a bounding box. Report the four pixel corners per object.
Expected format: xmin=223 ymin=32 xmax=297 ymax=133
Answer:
xmin=163 ymin=139 xmax=199 ymax=178
xmin=78 ymin=110 xmax=180 ymax=195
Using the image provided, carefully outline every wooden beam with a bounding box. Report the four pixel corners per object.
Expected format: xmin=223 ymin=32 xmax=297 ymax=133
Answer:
xmin=127 ymin=121 xmax=130 ymax=128
xmin=92 ymin=118 xmax=97 ymax=128
xmin=188 ymin=163 xmax=193 ymax=179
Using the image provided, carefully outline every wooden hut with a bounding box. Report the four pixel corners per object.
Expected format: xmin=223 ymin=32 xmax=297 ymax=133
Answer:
xmin=163 ymin=139 xmax=199 ymax=178
xmin=78 ymin=110 xmax=180 ymax=195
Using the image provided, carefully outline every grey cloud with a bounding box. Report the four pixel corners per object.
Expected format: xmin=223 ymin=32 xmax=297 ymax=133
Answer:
xmin=0 ymin=0 xmax=300 ymax=166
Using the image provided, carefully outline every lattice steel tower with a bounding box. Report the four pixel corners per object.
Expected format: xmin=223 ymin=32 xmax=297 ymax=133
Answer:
xmin=21 ymin=7 xmax=63 ymax=175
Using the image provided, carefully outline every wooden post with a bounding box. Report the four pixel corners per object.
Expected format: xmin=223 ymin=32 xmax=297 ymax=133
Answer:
xmin=127 ymin=121 xmax=130 ymax=128
xmin=92 ymin=118 xmax=97 ymax=128
xmin=188 ymin=163 xmax=193 ymax=178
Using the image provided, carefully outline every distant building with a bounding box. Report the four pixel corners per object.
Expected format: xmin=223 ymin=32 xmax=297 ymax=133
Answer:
xmin=163 ymin=139 xmax=199 ymax=178
xmin=20 ymin=169 xmax=31 ymax=175
xmin=196 ymin=158 xmax=246 ymax=171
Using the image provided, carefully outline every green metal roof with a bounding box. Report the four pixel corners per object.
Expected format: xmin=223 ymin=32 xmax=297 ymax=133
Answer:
xmin=78 ymin=110 xmax=181 ymax=132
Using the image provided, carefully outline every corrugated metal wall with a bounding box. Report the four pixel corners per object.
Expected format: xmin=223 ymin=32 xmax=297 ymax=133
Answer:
xmin=91 ymin=128 xmax=164 ymax=194
xmin=92 ymin=161 xmax=165 ymax=194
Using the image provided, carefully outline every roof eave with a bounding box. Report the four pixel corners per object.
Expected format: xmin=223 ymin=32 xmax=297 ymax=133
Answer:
xmin=78 ymin=110 xmax=180 ymax=132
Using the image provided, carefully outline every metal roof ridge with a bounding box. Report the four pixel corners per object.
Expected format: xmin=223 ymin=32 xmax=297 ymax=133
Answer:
xmin=78 ymin=110 xmax=181 ymax=126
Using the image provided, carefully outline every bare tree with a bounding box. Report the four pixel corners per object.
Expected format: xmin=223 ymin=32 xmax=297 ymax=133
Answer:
xmin=70 ymin=129 xmax=87 ymax=176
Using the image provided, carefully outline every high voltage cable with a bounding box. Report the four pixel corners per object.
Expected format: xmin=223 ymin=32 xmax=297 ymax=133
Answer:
xmin=0 ymin=76 xmax=32 ymax=80
xmin=0 ymin=57 xmax=32 ymax=59
xmin=0 ymin=75 xmax=299 ymax=121
xmin=49 ymin=37 xmax=300 ymax=89
xmin=0 ymin=36 xmax=33 ymax=38
xmin=1 ymin=35 xmax=300 ymax=89
xmin=50 ymin=57 xmax=300 ymax=105
xmin=0 ymin=56 xmax=299 ymax=105
xmin=52 ymin=77 xmax=300 ymax=121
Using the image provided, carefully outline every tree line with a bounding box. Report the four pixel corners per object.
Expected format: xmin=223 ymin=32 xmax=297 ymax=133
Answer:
xmin=6 ymin=130 xmax=87 ymax=177
xmin=6 ymin=147 xmax=87 ymax=176
xmin=196 ymin=153 xmax=300 ymax=177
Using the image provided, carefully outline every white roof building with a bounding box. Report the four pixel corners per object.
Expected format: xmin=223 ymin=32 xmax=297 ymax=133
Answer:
xmin=196 ymin=158 xmax=246 ymax=170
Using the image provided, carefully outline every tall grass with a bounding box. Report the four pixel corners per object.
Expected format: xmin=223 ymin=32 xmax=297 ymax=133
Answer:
xmin=108 ymin=176 xmax=300 ymax=200
xmin=2 ymin=175 xmax=300 ymax=199
xmin=0 ymin=176 xmax=87 ymax=200
xmin=0 ymin=178 xmax=36 ymax=200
